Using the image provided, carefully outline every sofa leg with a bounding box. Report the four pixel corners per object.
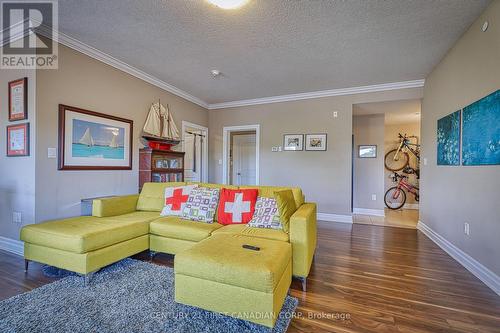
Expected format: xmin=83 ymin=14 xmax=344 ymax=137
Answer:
xmin=149 ymin=251 xmax=157 ymax=262
xmin=24 ymin=259 xmax=29 ymax=273
xmin=297 ymin=277 xmax=307 ymax=292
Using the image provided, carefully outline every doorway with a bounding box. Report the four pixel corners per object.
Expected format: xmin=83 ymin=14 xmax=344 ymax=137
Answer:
xmin=222 ymin=125 xmax=260 ymax=185
xmin=182 ymin=121 xmax=208 ymax=183
xmin=351 ymin=99 xmax=421 ymax=229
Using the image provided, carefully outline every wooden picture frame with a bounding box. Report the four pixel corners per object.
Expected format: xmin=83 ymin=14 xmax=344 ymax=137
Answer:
xmin=305 ymin=133 xmax=327 ymax=151
xmin=8 ymin=77 xmax=28 ymax=121
xmin=283 ymin=134 xmax=304 ymax=151
xmin=7 ymin=123 xmax=29 ymax=156
xmin=58 ymin=104 xmax=133 ymax=170
xmin=358 ymin=145 xmax=377 ymax=158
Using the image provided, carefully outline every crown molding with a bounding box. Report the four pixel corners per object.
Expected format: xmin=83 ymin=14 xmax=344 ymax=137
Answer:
xmin=208 ymin=79 xmax=425 ymax=110
xmin=4 ymin=21 xmax=425 ymax=111
xmin=10 ymin=21 xmax=210 ymax=108
xmin=56 ymin=32 xmax=209 ymax=109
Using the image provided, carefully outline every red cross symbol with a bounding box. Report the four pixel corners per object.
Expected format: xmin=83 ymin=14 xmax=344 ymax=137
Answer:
xmin=165 ymin=188 xmax=189 ymax=211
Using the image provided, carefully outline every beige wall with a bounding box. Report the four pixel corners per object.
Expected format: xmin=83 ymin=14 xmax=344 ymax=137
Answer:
xmin=352 ymin=114 xmax=385 ymax=211
xmin=209 ymin=88 xmax=422 ymax=215
xmin=421 ymin=0 xmax=500 ymax=275
xmin=35 ymin=45 xmax=208 ymax=222
xmin=384 ymin=121 xmax=420 ymax=205
xmin=0 ymin=66 xmax=36 ymax=240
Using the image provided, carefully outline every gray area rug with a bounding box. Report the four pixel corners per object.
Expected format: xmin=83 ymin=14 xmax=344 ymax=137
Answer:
xmin=0 ymin=259 xmax=298 ymax=333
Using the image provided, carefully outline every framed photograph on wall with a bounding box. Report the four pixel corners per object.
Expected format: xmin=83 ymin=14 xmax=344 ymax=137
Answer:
xmin=8 ymin=77 xmax=28 ymax=121
xmin=58 ymin=104 xmax=133 ymax=170
xmin=305 ymin=134 xmax=327 ymax=151
xmin=7 ymin=123 xmax=29 ymax=156
xmin=283 ymin=134 xmax=303 ymax=151
xmin=358 ymin=145 xmax=377 ymax=158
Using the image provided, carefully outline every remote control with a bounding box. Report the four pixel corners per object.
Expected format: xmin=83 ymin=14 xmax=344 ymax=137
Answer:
xmin=242 ymin=244 xmax=260 ymax=251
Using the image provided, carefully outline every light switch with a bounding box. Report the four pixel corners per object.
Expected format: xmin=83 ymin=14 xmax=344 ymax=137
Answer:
xmin=278 ymin=146 xmax=282 ymax=152
xmin=48 ymin=147 xmax=57 ymax=158
xmin=333 ymin=111 xmax=338 ymax=118
xmin=218 ymin=159 xmax=222 ymax=165
xmin=423 ymin=158 xmax=428 ymax=166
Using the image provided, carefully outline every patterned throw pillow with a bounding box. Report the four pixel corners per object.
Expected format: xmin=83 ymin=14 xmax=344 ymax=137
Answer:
xmin=248 ymin=197 xmax=282 ymax=230
xmin=181 ymin=187 xmax=220 ymax=223
xmin=160 ymin=185 xmax=198 ymax=217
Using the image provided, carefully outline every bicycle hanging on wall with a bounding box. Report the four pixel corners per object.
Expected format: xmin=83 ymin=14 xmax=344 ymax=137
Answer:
xmin=384 ymin=133 xmax=420 ymax=171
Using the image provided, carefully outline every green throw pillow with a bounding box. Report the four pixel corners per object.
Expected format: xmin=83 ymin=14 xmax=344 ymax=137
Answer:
xmin=274 ymin=190 xmax=297 ymax=233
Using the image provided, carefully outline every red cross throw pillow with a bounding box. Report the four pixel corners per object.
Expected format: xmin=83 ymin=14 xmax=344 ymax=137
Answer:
xmin=218 ymin=188 xmax=258 ymax=225
xmin=161 ymin=185 xmax=198 ymax=216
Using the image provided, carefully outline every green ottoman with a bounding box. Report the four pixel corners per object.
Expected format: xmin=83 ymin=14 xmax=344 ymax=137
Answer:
xmin=174 ymin=233 xmax=292 ymax=328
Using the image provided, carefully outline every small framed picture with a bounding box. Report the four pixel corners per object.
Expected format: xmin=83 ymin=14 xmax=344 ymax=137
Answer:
xmin=7 ymin=123 xmax=30 ymax=156
xmin=8 ymin=77 xmax=28 ymax=121
xmin=283 ymin=134 xmax=304 ymax=151
xmin=358 ymin=145 xmax=377 ymax=158
xmin=305 ymin=134 xmax=327 ymax=151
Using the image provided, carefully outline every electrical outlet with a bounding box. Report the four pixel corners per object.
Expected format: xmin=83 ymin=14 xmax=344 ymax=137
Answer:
xmin=423 ymin=158 xmax=428 ymax=166
xmin=218 ymin=159 xmax=222 ymax=165
xmin=12 ymin=212 xmax=22 ymax=224
xmin=333 ymin=111 xmax=338 ymax=118
xmin=371 ymin=194 xmax=377 ymax=201
xmin=464 ymin=222 xmax=470 ymax=236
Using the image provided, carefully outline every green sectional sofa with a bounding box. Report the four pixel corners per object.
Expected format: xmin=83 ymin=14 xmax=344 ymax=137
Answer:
xmin=20 ymin=182 xmax=317 ymax=290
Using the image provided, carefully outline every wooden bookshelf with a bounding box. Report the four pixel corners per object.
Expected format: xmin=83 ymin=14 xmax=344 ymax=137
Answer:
xmin=139 ymin=148 xmax=185 ymax=189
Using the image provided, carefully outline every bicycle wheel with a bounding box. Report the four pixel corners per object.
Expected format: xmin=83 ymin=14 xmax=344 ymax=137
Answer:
xmin=385 ymin=149 xmax=409 ymax=171
xmin=384 ymin=187 xmax=406 ymax=210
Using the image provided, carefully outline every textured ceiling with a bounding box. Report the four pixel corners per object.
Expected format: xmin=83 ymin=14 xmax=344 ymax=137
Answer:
xmin=57 ymin=0 xmax=490 ymax=105
xmin=353 ymin=99 xmax=421 ymax=125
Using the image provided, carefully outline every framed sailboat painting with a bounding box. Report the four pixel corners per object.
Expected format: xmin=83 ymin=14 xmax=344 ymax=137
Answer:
xmin=58 ymin=104 xmax=133 ymax=170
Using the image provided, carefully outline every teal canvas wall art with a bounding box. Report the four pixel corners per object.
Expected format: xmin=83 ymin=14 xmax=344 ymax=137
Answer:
xmin=462 ymin=90 xmax=500 ymax=166
xmin=437 ymin=110 xmax=461 ymax=165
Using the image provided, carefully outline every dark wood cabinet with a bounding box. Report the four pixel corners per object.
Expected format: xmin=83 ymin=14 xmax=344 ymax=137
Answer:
xmin=139 ymin=148 xmax=185 ymax=189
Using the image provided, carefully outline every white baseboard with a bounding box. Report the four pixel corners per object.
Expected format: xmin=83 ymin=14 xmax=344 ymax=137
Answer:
xmin=353 ymin=208 xmax=385 ymax=217
xmin=417 ymin=221 xmax=500 ymax=296
xmin=317 ymin=213 xmax=353 ymax=223
xmin=403 ymin=203 xmax=419 ymax=210
xmin=0 ymin=236 xmax=24 ymax=256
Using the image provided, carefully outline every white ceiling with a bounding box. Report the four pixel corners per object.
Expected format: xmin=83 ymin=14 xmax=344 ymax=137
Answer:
xmin=57 ymin=0 xmax=490 ymax=105
xmin=353 ymin=99 xmax=421 ymax=125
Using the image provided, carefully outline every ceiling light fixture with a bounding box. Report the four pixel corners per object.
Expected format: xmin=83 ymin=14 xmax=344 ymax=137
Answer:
xmin=206 ymin=0 xmax=249 ymax=10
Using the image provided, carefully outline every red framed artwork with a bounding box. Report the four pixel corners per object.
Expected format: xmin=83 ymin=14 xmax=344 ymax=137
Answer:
xmin=8 ymin=78 xmax=28 ymax=121
xmin=7 ymin=123 xmax=30 ymax=156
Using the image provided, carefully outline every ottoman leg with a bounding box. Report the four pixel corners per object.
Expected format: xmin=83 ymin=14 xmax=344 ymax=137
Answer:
xmin=149 ymin=250 xmax=157 ymax=262
xmin=24 ymin=259 xmax=29 ymax=273
xmin=84 ymin=272 xmax=95 ymax=286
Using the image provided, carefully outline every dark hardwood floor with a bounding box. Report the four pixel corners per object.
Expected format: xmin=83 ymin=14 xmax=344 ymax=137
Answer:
xmin=1 ymin=221 xmax=500 ymax=332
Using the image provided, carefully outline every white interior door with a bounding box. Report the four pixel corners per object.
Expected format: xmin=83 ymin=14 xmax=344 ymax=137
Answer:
xmin=231 ymin=133 xmax=256 ymax=185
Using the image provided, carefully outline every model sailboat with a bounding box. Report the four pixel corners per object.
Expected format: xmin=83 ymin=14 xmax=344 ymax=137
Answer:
xmin=142 ymin=100 xmax=181 ymax=150
xmin=79 ymin=128 xmax=94 ymax=147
